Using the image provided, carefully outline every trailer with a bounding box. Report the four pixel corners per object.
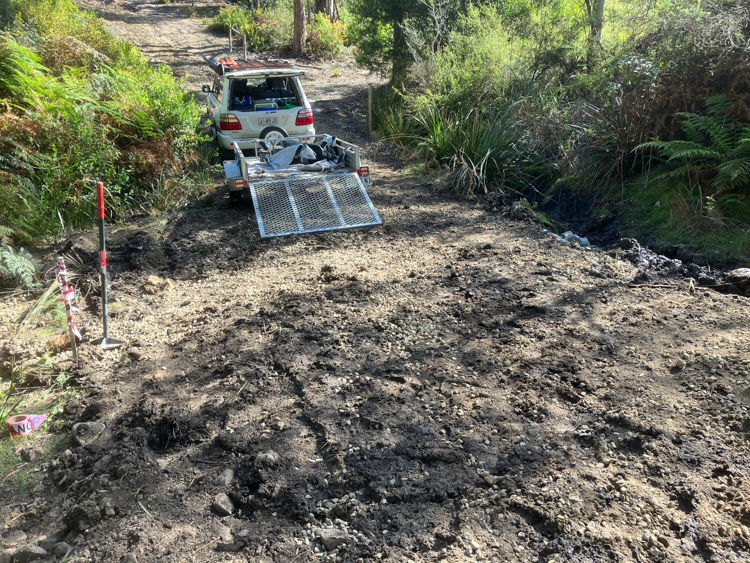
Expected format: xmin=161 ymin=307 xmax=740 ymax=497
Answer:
xmin=224 ymin=134 xmax=382 ymax=238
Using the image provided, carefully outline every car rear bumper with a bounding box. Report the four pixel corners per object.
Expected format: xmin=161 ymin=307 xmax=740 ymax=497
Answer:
xmin=216 ymin=128 xmax=316 ymax=151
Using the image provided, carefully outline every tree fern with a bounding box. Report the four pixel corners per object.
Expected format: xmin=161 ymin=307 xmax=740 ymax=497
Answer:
xmin=0 ymin=239 xmax=38 ymax=287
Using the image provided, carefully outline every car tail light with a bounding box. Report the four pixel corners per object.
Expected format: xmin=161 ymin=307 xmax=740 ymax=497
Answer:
xmin=295 ymin=108 xmax=314 ymax=126
xmin=357 ymin=167 xmax=369 ymax=176
xmin=220 ymin=114 xmax=242 ymax=131
xmin=235 ymin=180 xmax=247 ymax=188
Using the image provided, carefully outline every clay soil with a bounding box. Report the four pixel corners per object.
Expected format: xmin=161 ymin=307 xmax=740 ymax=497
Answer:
xmin=2 ymin=2 xmax=750 ymax=562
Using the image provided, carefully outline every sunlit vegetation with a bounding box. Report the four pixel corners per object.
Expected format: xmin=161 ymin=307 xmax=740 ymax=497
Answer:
xmin=356 ymin=0 xmax=750 ymax=264
xmin=0 ymin=0 xmax=208 ymax=253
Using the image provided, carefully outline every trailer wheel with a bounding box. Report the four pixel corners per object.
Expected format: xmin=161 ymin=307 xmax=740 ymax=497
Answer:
xmin=259 ymin=126 xmax=288 ymax=151
xmin=229 ymin=190 xmax=243 ymax=204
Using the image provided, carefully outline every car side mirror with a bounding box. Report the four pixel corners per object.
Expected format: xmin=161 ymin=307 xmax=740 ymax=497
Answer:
xmin=202 ymin=85 xmax=211 ymax=93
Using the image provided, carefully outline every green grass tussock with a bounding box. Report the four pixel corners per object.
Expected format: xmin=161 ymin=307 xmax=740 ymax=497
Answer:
xmin=365 ymin=0 xmax=750 ymax=264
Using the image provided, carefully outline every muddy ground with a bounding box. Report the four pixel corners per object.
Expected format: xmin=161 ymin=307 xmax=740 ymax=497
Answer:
xmin=2 ymin=1 xmax=750 ymax=562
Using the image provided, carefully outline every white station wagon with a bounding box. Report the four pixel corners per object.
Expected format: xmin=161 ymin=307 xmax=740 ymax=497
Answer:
xmin=202 ymin=59 xmax=315 ymax=151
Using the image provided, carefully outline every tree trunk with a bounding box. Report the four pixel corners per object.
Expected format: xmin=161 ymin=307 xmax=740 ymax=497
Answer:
xmin=391 ymin=12 xmax=408 ymax=88
xmin=589 ymin=0 xmax=605 ymax=41
xmin=293 ymin=0 xmax=306 ymax=57
xmin=584 ymin=0 xmax=605 ymax=69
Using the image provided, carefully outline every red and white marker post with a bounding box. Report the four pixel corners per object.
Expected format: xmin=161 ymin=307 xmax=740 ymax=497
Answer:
xmin=56 ymin=257 xmax=81 ymax=360
xmin=92 ymin=182 xmax=125 ymax=350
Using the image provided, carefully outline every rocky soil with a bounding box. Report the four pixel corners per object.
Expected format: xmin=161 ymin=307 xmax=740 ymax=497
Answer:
xmin=2 ymin=1 xmax=750 ymax=563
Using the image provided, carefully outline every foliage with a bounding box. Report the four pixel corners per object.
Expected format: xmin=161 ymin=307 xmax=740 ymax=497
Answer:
xmin=0 ymin=239 xmax=38 ymax=287
xmin=347 ymin=0 xmax=426 ymax=80
xmin=638 ymin=95 xmax=750 ymax=202
xmin=0 ymin=0 xmax=206 ymax=239
xmin=361 ymin=0 xmax=750 ymax=262
xmin=0 ymin=0 xmax=13 ymax=29
xmin=0 ymin=362 xmax=22 ymax=423
xmin=13 ymin=0 xmax=142 ymax=69
xmin=210 ymin=1 xmax=294 ymax=52
xmin=308 ymin=12 xmax=345 ymax=59
xmin=0 ymin=33 xmax=47 ymax=105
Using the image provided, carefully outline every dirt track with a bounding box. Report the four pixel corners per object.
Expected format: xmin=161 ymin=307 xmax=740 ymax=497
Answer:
xmin=2 ymin=2 xmax=750 ymax=563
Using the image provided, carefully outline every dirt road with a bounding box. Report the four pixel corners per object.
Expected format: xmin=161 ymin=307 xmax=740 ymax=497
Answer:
xmin=2 ymin=2 xmax=750 ymax=563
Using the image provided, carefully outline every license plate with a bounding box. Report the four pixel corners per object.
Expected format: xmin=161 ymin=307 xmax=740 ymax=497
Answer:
xmin=361 ymin=171 xmax=372 ymax=186
xmin=258 ymin=117 xmax=278 ymax=126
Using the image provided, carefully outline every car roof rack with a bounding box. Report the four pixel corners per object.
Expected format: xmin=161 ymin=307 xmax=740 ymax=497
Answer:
xmin=208 ymin=57 xmax=295 ymax=76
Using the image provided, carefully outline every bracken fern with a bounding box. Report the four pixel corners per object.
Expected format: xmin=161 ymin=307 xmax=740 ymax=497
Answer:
xmin=0 ymin=238 xmax=38 ymax=287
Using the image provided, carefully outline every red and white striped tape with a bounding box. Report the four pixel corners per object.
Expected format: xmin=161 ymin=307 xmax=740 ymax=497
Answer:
xmin=56 ymin=261 xmax=81 ymax=340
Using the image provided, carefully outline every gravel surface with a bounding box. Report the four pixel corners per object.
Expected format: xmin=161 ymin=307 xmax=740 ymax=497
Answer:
xmin=2 ymin=2 xmax=750 ymax=563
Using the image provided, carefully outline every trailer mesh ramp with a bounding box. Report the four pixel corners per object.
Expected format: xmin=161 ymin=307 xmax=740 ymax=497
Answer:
xmin=249 ymin=173 xmax=382 ymax=238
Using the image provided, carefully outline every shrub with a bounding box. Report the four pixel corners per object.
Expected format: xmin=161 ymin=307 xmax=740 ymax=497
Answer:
xmin=210 ymin=6 xmax=251 ymax=35
xmin=307 ymin=12 xmax=345 ymax=59
xmin=0 ymin=0 xmax=205 ymax=238
xmin=210 ymin=1 xmax=292 ymax=53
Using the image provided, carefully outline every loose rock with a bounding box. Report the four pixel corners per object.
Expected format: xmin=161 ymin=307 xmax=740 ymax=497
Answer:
xmin=71 ymin=421 xmax=105 ymax=446
xmin=212 ymin=493 xmax=235 ymax=516
xmin=214 ymin=468 xmax=234 ymax=487
xmin=11 ymin=545 xmax=47 ymax=563
xmin=318 ymin=528 xmax=348 ymax=551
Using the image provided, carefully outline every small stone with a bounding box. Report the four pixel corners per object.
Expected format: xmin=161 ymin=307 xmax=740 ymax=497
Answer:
xmin=254 ymin=451 xmax=281 ymax=468
xmin=482 ymin=474 xmax=499 ymax=486
xmin=52 ymin=542 xmax=71 ymax=557
xmin=673 ymin=359 xmax=686 ymax=370
xmin=71 ymin=421 xmax=105 ymax=446
xmin=100 ymin=501 xmax=116 ymax=518
xmin=318 ymin=529 xmax=348 ymax=551
xmin=144 ymin=275 xmax=163 ymax=294
xmin=129 ymin=348 xmax=143 ymax=360
xmin=212 ymin=521 xmax=233 ymax=542
xmin=648 ymin=547 xmax=661 ymax=557
xmin=271 ymin=421 xmax=285 ymax=432
xmin=727 ymin=268 xmax=750 ymax=287
xmin=11 ymin=545 xmax=47 ymax=563
xmin=0 ymin=551 xmax=11 ymax=563
xmin=214 ymin=469 xmax=234 ymax=487
xmin=122 ymin=554 xmax=138 ymax=563
xmin=658 ymin=536 xmax=669 ymax=548
xmin=213 ymin=493 xmax=235 ymax=516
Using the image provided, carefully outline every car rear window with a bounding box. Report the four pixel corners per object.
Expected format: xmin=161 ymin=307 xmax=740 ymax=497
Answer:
xmin=229 ymin=77 xmax=299 ymax=111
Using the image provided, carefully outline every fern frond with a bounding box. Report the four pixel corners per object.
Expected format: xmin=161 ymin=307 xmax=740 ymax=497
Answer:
xmin=715 ymin=158 xmax=750 ymax=192
xmin=0 ymin=239 xmax=39 ymax=287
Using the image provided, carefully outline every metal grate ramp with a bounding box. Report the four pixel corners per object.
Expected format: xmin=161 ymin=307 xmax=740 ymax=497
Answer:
xmin=249 ymin=173 xmax=382 ymax=238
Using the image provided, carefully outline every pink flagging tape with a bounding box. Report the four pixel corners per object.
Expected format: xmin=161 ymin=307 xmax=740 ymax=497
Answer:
xmin=7 ymin=414 xmax=49 ymax=436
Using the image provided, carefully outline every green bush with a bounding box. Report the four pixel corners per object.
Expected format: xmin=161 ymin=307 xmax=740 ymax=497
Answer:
xmin=210 ymin=1 xmax=292 ymax=52
xmin=210 ymin=6 xmax=251 ymax=36
xmin=307 ymin=12 xmax=345 ymax=59
xmin=0 ymin=0 xmax=205 ymax=239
